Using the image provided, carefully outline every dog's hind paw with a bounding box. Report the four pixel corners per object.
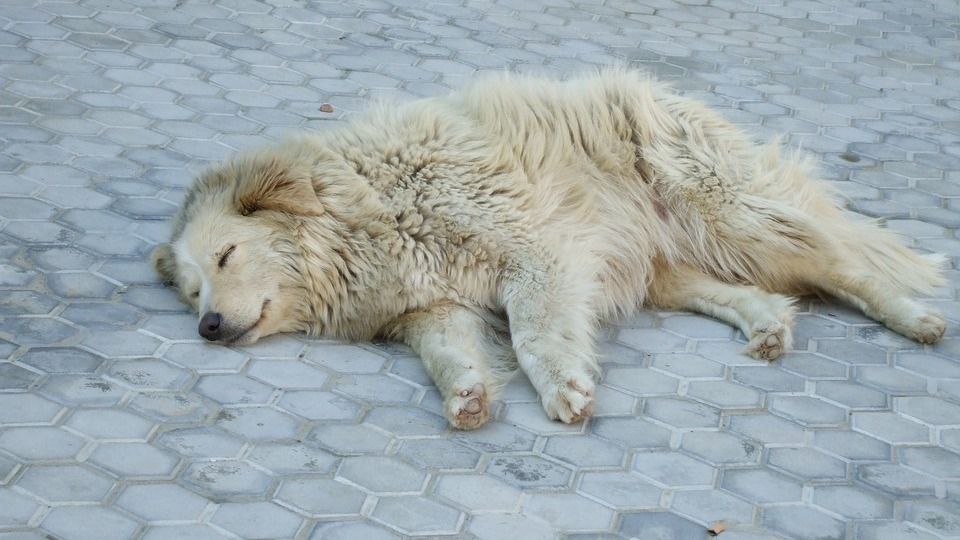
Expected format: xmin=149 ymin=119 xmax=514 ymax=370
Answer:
xmin=447 ymin=383 xmax=490 ymax=430
xmin=542 ymin=375 xmax=595 ymax=424
xmin=904 ymin=307 xmax=946 ymax=345
xmin=883 ymin=300 xmax=946 ymax=345
xmin=744 ymin=322 xmax=792 ymax=361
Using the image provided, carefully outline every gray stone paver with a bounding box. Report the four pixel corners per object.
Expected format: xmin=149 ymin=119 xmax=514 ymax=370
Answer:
xmin=0 ymin=1 xmax=958 ymax=539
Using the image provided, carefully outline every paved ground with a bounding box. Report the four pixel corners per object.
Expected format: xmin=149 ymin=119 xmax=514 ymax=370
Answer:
xmin=0 ymin=0 xmax=959 ymax=539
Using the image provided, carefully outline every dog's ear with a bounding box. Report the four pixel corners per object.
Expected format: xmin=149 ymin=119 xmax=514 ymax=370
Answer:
xmin=233 ymin=157 xmax=325 ymax=217
xmin=151 ymin=243 xmax=178 ymax=285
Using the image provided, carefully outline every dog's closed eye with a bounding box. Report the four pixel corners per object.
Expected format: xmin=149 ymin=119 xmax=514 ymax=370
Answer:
xmin=218 ymin=245 xmax=236 ymax=269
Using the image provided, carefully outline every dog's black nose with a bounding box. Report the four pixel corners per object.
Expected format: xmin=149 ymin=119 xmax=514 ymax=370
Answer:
xmin=199 ymin=312 xmax=222 ymax=341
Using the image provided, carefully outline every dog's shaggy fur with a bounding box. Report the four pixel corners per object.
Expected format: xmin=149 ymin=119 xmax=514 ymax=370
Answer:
xmin=154 ymin=70 xmax=947 ymax=429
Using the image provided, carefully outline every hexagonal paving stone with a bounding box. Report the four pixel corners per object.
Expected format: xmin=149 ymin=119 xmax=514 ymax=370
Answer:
xmin=904 ymin=500 xmax=960 ymax=538
xmin=17 ymin=464 xmax=114 ymax=504
xmin=162 ymin=342 xmax=249 ymax=372
xmin=307 ymin=423 xmax=392 ymax=456
xmin=114 ymin=483 xmax=211 ymax=522
xmin=522 ymin=492 xmax=616 ymax=531
xmin=485 ymin=454 xmax=573 ymax=489
xmin=105 ymin=358 xmax=191 ymax=391
xmin=542 ymin=434 xmax=626 ymax=468
xmin=0 ymin=393 xmax=63 ymax=424
xmin=305 ymin=343 xmax=389 ymax=373
xmin=365 ymin=405 xmax=449 ymax=437
xmin=0 ymin=362 xmax=43 ymax=390
xmin=671 ymin=488 xmax=757 ymax=526
xmin=130 ymin=392 xmax=216 ymax=424
xmin=247 ymin=358 xmax=329 ymax=388
xmin=333 ymin=373 xmax=418 ymax=403
xmin=338 ymin=455 xmax=428 ymax=494
xmin=643 ymin=397 xmax=722 ymax=429
xmin=277 ymin=389 xmax=361 ymax=421
xmin=762 ymin=505 xmax=845 ymax=540
xmin=896 ymin=396 xmax=960 ymax=426
xmin=0 ymin=316 xmax=80 ymax=346
xmin=852 ymin=411 xmax=931 ymax=444
xmin=681 ymin=431 xmax=763 ymax=466
xmin=813 ymin=484 xmax=895 ymax=520
xmin=277 ymin=477 xmax=367 ymax=517
xmin=0 ymin=426 xmax=86 ymax=461
xmin=309 ymin=520 xmax=401 ymax=540
xmin=244 ymin=442 xmax=337 ymax=475
xmin=434 ymin=473 xmax=523 ymax=512
xmin=18 ymin=347 xmax=105 ymax=374
xmin=721 ymin=468 xmax=803 ymax=504
xmin=180 ymin=459 xmax=273 ymax=500
xmin=768 ymin=395 xmax=848 ymax=427
xmin=210 ymin=502 xmax=304 ymax=539
xmin=0 ymin=489 xmax=41 ymax=528
xmin=193 ymin=374 xmax=274 ymax=405
xmin=158 ymin=427 xmax=246 ymax=459
xmin=41 ymin=506 xmax=139 ymax=540
xmin=590 ymin=416 xmax=672 ymax=449
xmin=577 ymin=470 xmax=662 ymax=509
xmin=216 ymin=405 xmax=303 ymax=440
xmin=371 ymin=496 xmax=464 ymax=536
xmin=64 ymin=408 xmax=154 ymax=440
xmin=394 ymin=438 xmax=482 ymax=471
xmin=87 ymin=442 xmax=180 ymax=478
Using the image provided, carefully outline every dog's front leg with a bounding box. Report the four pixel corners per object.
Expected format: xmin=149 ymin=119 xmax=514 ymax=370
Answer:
xmin=502 ymin=259 xmax=600 ymax=424
xmin=385 ymin=303 xmax=506 ymax=430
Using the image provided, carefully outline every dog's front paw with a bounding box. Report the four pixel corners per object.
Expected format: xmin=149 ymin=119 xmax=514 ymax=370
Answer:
xmin=744 ymin=321 xmax=792 ymax=361
xmin=446 ymin=383 xmax=490 ymax=430
xmin=542 ymin=374 xmax=595 ymax=424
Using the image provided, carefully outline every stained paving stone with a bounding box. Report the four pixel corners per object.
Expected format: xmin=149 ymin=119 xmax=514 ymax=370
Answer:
xmin=180 ymin=459 xmax=274 ymax=501
xmin=485 ymin=454 xmax=573 ymax=489
xmin=2 ymin=0 xmax=960 ymax=538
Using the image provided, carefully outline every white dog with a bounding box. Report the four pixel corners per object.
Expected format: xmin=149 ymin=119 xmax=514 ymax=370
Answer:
xmin=154 ymin=69 xmax=946 ymax=429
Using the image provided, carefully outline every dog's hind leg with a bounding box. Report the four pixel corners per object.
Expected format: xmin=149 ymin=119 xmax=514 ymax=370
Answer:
xmin=648 ymin=263 xmax=797 ymax=360
xmin=817 ymin=272 xmax=946 ymax=344
xmin=501 ymin=256 xmax=600 ymax=424
xmin=385 ymin=303 xmax=514 ymax=430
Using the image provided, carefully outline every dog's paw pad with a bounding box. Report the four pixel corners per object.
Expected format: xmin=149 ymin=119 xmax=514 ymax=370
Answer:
xmin=447 ymin=383 xmax=489 ymax=430
xmin=544 ymin=376 xmax=595 ymax=424
xmin=745 ymin=322 xmax=792 ymax=361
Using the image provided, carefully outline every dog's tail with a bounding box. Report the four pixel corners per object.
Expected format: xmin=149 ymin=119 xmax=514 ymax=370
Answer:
xmin=842 ymin=219 xmax=947 ymax=296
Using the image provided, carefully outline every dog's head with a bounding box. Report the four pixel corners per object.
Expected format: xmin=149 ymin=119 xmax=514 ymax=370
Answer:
xmin=152 ymin=149 xmax=325 ymax=345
